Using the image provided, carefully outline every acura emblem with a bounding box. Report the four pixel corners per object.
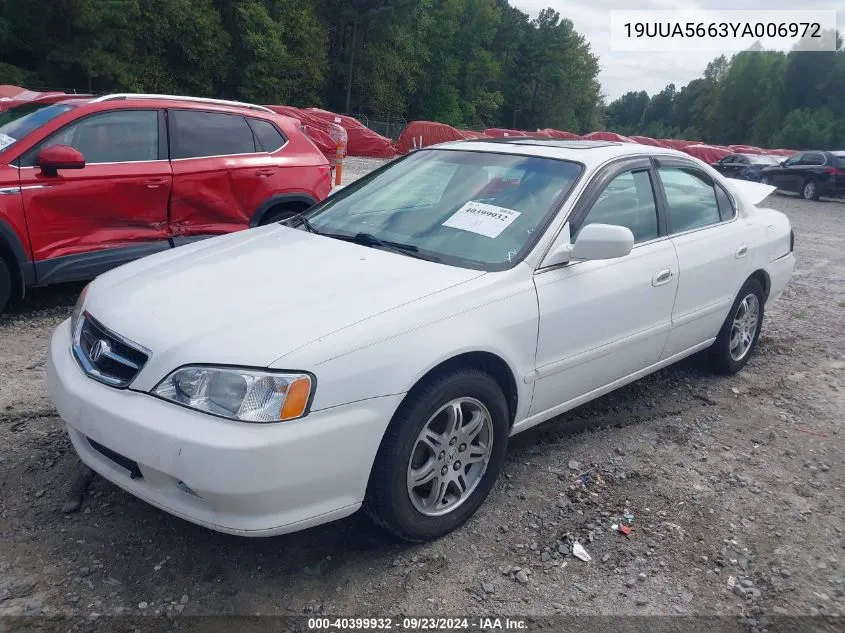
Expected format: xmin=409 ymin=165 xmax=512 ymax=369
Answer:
xmin=89 ymin=339 xmax=111 ymax=363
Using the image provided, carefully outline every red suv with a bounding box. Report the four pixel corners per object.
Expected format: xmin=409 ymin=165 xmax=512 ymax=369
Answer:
xmin=0 ymin=94 xmax=332 ymax=314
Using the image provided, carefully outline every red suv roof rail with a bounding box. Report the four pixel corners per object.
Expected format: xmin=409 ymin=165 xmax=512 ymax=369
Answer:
xmin=89 ymin=93 xmax=275 ymax=114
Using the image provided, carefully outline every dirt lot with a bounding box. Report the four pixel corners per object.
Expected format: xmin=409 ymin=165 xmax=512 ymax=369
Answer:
xmin=0 ymin=170 xmax=843 ymax=629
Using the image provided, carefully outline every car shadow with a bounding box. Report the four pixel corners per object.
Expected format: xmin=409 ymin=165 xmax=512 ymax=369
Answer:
xmin=2 ymin=281 xmax=85 ymax=321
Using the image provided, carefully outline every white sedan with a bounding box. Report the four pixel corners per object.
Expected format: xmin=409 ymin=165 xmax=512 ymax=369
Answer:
xmin=46 ymin=139 xmax=794 ymax=542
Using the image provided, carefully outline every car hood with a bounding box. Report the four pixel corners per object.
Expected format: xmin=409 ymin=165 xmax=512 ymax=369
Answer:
xmin=84 ymin=226 xmax=485 ymax=376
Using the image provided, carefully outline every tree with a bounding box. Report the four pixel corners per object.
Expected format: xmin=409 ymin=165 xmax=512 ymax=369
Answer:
xmin=604 ymin=90 xmax=649 ymax=135
xmin=770 ymin=108 xmax=834 ymax=149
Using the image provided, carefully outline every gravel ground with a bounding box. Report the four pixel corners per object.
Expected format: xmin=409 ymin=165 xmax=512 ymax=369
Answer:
xmin=0 ymin=178 xmax=843 ymax=629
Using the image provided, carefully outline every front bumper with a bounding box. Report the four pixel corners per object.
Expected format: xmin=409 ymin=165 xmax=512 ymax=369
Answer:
xmin=46 ymin=319 xmax=403 ymax=536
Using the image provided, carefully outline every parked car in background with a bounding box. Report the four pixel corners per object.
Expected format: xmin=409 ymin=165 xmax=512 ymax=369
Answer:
xmin=0 ymin=94 xmax=332 ymax=315
xmin=759 ymin=150 xmax=845 ymax=200
xmin=711 ymin=153 xmax=780 ymax=182
xmin=47 ymin=140 xmax=794 ymax=542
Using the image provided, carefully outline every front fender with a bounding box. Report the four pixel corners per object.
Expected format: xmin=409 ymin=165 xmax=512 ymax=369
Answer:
xmin=276 ymin=270 xmax=540 ymax=424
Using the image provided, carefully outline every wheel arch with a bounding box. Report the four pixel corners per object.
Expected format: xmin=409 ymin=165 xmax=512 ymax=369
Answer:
xmin=748 ymin=268 xmax=771 ymax=299
xmin=250 ymin=193 xmax=318 ymax=227
xmin=396 ymin=351 xmax=520 ymax=428
xmin=0 ymin=219 xmax=33 ymax=300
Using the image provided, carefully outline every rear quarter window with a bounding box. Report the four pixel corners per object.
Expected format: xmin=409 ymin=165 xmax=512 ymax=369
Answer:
xmin=248 ymin=118 xmax=287 ymax=153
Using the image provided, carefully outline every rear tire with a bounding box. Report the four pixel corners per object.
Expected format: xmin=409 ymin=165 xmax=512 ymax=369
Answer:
xmin=364 ymin=369 xmax=509 ymax=542
xmin=708 ymin=278 xmax=765 ymax=375
xmin=0 ymin=257 xmax=11 ymax=317
xmin=802 ymin=180 xmax=819 ymax=201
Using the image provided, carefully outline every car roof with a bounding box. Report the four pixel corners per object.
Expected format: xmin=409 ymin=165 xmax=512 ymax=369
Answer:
xmin=429 ymin=138 xmax=691 ymax=168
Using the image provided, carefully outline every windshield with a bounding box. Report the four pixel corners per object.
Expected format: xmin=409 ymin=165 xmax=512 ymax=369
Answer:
xmin=304 ymin=149 xmax=583 ymax=270
xmin=0 ymin=103 xmax=74 ymax=152
xmin=750 ymin=155 xmax=779 ymax=165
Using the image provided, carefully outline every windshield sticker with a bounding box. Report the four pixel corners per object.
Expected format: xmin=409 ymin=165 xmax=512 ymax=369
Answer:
xmin=0 ymin=134 xmax=15 ymax=151
xmin=442 ymin=201 xmax=521 ymax=238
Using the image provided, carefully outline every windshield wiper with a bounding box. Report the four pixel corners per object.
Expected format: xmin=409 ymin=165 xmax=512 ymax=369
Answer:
xmin=283 ymin=212 xmax=320 ymax=234
xmin=325 ymin=232 xmax=444 ymax=262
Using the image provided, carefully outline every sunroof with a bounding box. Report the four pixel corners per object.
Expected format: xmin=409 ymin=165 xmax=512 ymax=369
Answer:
xmin=465 ymin=138 xmax=621 ymax=149
xmin=505 ymin=139 xmax=621 ymax=149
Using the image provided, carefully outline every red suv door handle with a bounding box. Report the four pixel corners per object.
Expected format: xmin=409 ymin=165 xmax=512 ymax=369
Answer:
xmin=143 ymin=178 xmax=169 ymax=188
xmin=255 ymin=169 xmax=275 ymax=177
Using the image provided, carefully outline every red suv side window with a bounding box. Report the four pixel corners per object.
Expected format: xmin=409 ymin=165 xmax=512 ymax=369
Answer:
xmin=170 ymin=110 xmax=256 ymax=159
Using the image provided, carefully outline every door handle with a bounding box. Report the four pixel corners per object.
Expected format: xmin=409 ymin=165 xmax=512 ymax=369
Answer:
xmin=735 ymin=244 xmax=748 ymax=258
xmin=255 ymin=169 xmax=275 ymax=177
xmin=143 ymin=178 xmax=169 ymax=188
xmin=652 ymin=267 xmax=673 ymax=286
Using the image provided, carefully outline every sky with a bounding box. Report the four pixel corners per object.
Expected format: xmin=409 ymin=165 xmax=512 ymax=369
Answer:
xmin=512 ymin=0 xmax=844 ymax=103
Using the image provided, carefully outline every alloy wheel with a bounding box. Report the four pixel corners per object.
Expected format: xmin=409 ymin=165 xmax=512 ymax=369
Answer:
xmin=406 ymin=397 xmax=493 ymax=517
xmin=729 ymin=293 xmax=760 ymax=361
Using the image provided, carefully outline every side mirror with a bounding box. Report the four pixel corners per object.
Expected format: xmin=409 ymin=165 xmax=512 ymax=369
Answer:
xmin=545 ymin=223 xmax=634 ymax=266
xmin=779 ymin=160 xmax=787 ymax=166
xmin=37 ymin=145 xmax=85 ymax=177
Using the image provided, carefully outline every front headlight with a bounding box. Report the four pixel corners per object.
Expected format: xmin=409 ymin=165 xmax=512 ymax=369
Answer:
xmin=70 ymin=283 xmax=90 ymax=333
xmin=152 ymin=366 xmax=314 ymax=422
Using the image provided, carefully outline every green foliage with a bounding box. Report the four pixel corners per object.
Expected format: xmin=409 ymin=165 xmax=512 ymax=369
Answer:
xmin=604 ymin=38 xmax=845 ymax=149
xmin=0 ymin=0 xmax=601 ymax=129
xmin=770 ymin=108 xmax=835 ymax=149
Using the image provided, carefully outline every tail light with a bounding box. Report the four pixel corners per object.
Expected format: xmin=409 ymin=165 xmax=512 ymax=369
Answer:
xmin=825 ymin=167 xmax=845 ymax=176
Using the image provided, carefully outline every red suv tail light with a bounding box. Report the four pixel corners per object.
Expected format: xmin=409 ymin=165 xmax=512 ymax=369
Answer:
xmin=825 ymin=167 xmax=845 ymax=176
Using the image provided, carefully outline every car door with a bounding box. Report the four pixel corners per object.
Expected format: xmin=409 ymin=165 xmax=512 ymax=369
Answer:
xmin=529 ymin=159 xmax=680 ymax=416
xmin=17 ymin=108 xmax=171 ymax=284
xmin=716 ymin=155 xmax=738 ymax=177
xmin=654 ymin=159 xmax=755 ymax=358
xmin=767 ymin=153 xmax=798 ymax=190
xmin=168 ymin=109 xmax=263 ymax=238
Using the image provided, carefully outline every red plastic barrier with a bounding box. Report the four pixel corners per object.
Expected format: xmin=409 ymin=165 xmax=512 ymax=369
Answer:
xmin=729 ymin=145 xmax=764 ymax=154
xmin=302 ymin=124 xmax=335 ymax=157
xmin=265 ymin=105 xmax=396 ymax=158
xmin=0 ymin=84 xmax=84 ymax=111
xmin=659 ymin=139 xmax=698 ymax=150
xmin=767 ymin=148 xmax=799 ymax=157
xmin=397 ymin=120 xmax=476 ymax=154
xmin=303 ymin=108 xmax=396 ymax=158
xmin=630 ymin=135 xmax=668 ymax=148
xmin=459 ymin=130 xmax=490 ymax=140
xmin=681 ymin=144 xmax=732 ymax=163
xmin=582 ymin=131 xmax=635 ymax=143
xmin=484 ymin=128 xmax=530 ymax=138
xmin=538 ymin=128 xmax=581 ymax=139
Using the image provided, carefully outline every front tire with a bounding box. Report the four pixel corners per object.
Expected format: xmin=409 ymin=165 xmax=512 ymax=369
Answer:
xmin=708 ymin=278 xmax=765 ymax=375
xmin=260 ymin=206 xmax=300 ymax=226
xmin=0 ymin=257 xmax=11 ymax=317
xmin=802 ymin=180 xmax=819 ymax=201
xmin=760 ymin=176 xmax=770 ymax=186
xmin=365 ymin=369 xmax=509 ymax=542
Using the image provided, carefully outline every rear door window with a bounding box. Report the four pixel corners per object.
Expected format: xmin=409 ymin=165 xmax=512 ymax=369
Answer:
xmin=170 ymin=110 xmax=256 ymax=159
xmin=659 ymin=167 xmax=721 ymax=233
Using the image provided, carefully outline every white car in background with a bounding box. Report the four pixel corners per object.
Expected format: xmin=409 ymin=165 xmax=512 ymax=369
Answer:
xmin=47 ymin=139 xmax=794 ymax=542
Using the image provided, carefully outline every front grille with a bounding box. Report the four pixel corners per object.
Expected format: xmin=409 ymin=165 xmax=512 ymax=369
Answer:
xmin=72 ymin=313 xmax=149 ymax=388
